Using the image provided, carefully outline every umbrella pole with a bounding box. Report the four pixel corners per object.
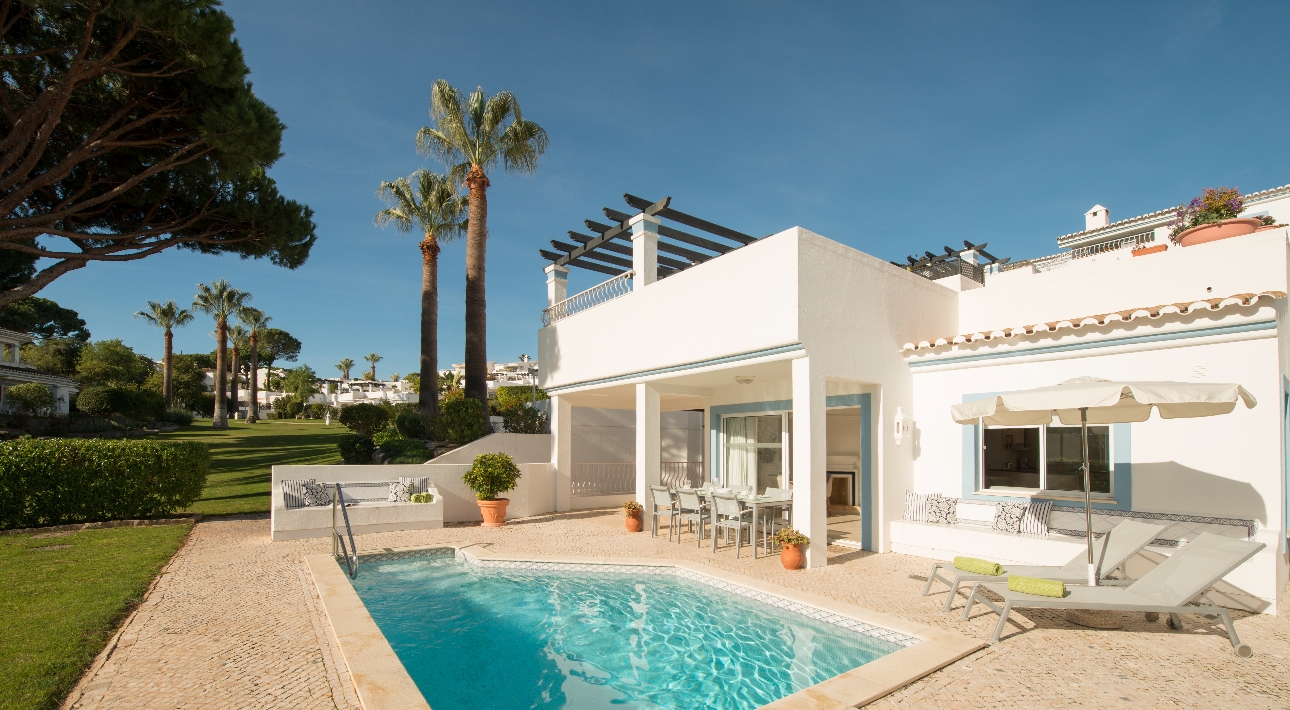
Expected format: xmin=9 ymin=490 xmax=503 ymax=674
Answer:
xmin=1081 ymin=407 xmax=1095 ymax=586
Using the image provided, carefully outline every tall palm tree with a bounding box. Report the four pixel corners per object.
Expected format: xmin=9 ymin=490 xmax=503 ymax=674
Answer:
xmin=364 ymin=353 xmax=383 ymax=381
xmin=417 ymin=80 xmax=547 ymax=413
xmin=238 ymin=307 xmax=271 ymax=423
xmin=193 ymin=280 xmax=251 ymax=429
xmin=134 ymin=300 xmax=194 ymax=409
xmin=227 ymin=324 xmax=249 ymax=419
xmin=336 ymin=358 xmax=354 ymax=381
xmin=375 ymin=169 xmax=467 ymax=418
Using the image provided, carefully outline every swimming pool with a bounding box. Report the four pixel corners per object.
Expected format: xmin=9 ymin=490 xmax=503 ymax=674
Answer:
xmin=348 ymin=551 xmax=908 ymax=709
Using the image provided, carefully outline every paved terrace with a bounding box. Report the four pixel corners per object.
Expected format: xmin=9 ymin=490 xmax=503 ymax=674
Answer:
xmin=66 ymin=511 xmax=1290 ymax=710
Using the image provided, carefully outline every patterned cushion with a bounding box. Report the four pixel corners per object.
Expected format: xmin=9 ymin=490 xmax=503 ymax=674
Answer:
xmin=281 ymin=479 xmax=311 ymax=509
xmin=925 ymin=496 xmax=958 ymax=525
xmin=1021 ymin=500 xmax=1051 ymax=536
xmin=400 ymin=476 xmax=430 ymax=496
xmin=388 ymin=481 xmax=413 ymax=503
xmin=903 ymin=491 xmax=942 ymax=522
xmin=992 ymin=501 xmax=1026 ymax=533
xmin=301 ymin=480 xmax=332 ymax=507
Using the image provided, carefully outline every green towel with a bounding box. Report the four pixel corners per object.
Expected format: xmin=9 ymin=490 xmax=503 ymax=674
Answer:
xmin=952 ymin=556 xmax=1004 ymax=576
xmin=1008 ymin=575 xmax=1066 ymax=598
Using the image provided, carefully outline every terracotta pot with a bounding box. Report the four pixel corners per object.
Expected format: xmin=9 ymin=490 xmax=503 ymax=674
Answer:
xmin=780 ymin=543 xmax=804 ymax=570
xmin=1176 ymin=218 xmax=1263 ymax=247
xmin=1131 ymin=244 xmax=1168 ymax=257
xmin=477 ymin=498 xmax=509 ymax=527
xmin=625 ymin=512 xmax=643 ymax=532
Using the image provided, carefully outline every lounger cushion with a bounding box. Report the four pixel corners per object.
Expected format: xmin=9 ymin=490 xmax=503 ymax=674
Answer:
xmin=926 ymin=496 xmax=958 ymax=525
xmin=992 ymin=501 xmax=1026 ymax=533
xmin=301 ymin=480 xmax=331 ymax=507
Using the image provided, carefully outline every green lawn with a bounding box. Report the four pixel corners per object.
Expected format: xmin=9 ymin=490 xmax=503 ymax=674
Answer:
xmin=161 ymin=419 xmax=349 ymax=516
xmin=0 ymin=524 xmax=193 ymax=710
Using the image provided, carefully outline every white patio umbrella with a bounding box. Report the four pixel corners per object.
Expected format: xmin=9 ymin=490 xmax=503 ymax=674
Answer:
xmin=951 ymin=376 xmax=1256 ymax=586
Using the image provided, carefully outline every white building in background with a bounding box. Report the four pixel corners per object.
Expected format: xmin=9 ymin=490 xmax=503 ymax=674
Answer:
xmin=532 ymin=186 xmax=1290 ymax=614
xmin=448 ymin=360 xmax=539 ymax=398
xmin=0 ymin=328 xmax=77 ymax=415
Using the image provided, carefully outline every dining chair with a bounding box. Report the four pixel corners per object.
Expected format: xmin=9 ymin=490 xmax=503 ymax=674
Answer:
xmin=649 ymin=485 xmax=678 ymax=541
xmin=762 ymin=487 xmax=794 ymax=553
xmin=711 ymin=493 xmax=755 ymax=558
xmin=675 ymin=489 xmax=709 ymax=546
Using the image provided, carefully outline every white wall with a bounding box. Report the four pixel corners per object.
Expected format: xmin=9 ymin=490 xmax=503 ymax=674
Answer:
xmin=571 ymin=406 xmax=704 ymax=463
xmin=539 ymin=230 xmax=801 ymax=390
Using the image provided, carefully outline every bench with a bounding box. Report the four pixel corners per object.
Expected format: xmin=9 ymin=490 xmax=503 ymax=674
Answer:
xmin=271 ymin=471 xmax=444 ymax=541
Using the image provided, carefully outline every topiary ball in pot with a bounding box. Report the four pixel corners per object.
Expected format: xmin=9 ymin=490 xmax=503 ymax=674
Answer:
xmin=462 ymin=452 xmax=521 ymax=527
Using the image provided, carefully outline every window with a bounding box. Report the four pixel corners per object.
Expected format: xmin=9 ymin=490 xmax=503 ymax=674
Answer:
xmin=724 ymin=414 xmax=786 ymax=491
xmin=981 ymin=424 xmax=1111 ymax=495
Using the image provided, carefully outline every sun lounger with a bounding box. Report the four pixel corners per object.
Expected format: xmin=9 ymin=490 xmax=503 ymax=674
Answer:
xmin=961 ymin=532 xmax=1265 ymax=656
xmin=922 ymin=519 xmax=1168 ymax=611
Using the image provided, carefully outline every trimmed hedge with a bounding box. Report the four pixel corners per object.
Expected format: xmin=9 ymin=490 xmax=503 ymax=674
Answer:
xmin=338 ymin=434 xmax=375 ymax=464
xmin=339 ymin=403 xmax=389 ymax=437
xmin=0 ymin=439 xmax=210 ymax=529
xmin=75 ymin=385 xmax=165 ymax=422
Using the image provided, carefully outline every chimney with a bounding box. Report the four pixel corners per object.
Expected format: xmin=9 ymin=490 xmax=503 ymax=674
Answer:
xmin=1085 ymin=204 xmax=1109 ymax=231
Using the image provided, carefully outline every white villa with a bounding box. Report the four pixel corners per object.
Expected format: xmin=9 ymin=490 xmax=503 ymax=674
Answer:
xmin=534 ymin=187 xmax=1290 ymax=615
xmin=0 ymin=327 xmax=77 ymax=414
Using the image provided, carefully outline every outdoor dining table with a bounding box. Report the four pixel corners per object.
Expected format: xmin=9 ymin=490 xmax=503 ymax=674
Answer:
xmin=694 ymin=489 xmax=793 ymax=559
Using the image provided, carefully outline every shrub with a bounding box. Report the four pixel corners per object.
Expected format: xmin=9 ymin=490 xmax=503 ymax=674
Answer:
xmin=437 ymin=397 xmax=490 ymax=445
xmin=338 ymin=434 xmax=375 ymax=464
xmin=0 ymin=439 xmax=209 ymax=529
xmin=338 ymin=403 xmax=389 ymax=437
xmin=163 ymin=409 xmax=193 ymax=426
xmin=502 ymin=405 xmax=548 ymax=434
xmin=303 ymin=403 xmax=338 ymax=420
xmin=273 ymin=396 xmax=303 ymax=419
xmin=5 ymin=382 xmax=56 ymax=415
xmin=74 ymin=385 xmax=164 ymax=421
xmin=495 ymin=385 xmax=547 ymax=413
xmin=394 ymin=411 xmax=426 ymax=439
xmin=462 ymin=452 xmax=521 ymax=501
xmin=379 ymin=438 xmax=430 ymax=464
xmin=372 ymin=427 xmax=402 ymax=447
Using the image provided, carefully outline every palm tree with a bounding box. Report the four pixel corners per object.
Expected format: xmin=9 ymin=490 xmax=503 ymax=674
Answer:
xmin=134 ymin=300 xmax=194 ymax=409
xmin=417 ymin=80 xmax=548 ymax=413
xmin=364 ymin=352 xmax=383 ymax=381
xmin=375 ymin=169 xmax=467 ymax=418
xmin=238 ymin=307 xmax=271 ymax=423
xmin=193 ymin=280 xmax=251 ymax=429
xmin=336 ymin=358 xmax=354 ymax=381
xmin=227 ymin=324 xmax=249 ymax=419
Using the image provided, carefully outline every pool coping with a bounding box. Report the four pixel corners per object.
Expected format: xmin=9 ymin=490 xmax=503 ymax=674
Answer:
xmin=306 ymin=544 xmax=986 ymax=710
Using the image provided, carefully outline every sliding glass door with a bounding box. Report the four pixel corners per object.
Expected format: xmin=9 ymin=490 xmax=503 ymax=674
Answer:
xmin=724 ymin=413 xmax=787 ymax=492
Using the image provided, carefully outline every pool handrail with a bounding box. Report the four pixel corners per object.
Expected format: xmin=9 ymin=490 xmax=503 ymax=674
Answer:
xmin=332 ymin=482 xmax=358 ymax=578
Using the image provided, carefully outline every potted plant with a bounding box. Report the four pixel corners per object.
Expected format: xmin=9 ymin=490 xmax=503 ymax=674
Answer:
xmin=622 ymin=501 xmax=643 ymax=532
xmin=462 ymin=452 xmax=522 ymax=527
xmin=772 ymin=528 xmax=810 ymax=570
xmin=1170 ymin=187 xmax=1265 ymax=247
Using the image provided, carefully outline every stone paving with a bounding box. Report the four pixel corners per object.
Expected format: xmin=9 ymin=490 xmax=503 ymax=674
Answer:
xmin=64 ymin=509 xmax=1290 ymax=709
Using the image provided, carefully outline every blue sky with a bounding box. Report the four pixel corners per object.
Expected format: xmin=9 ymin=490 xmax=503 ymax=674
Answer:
xmin=35 ymin=0 xmax=1290 ymax=377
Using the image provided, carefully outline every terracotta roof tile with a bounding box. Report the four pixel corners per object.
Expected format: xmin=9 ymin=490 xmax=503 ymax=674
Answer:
xmin=901 ymin=291 xmax=1285 ymax=353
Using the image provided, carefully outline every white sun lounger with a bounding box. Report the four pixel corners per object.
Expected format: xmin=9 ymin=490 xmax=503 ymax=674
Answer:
xmin=961 ymin=532 xmax=1265 ymax=656
xmin=922 ymin=519 xmax=1168 ymax=611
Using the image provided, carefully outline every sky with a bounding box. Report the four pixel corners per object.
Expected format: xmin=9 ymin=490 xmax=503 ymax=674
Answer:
xmin=34 ymin=0 xmax=1290 ymax=378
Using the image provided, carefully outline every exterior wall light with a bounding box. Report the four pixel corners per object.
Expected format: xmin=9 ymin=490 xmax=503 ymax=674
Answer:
xmin=893 ymin=407 xmax=907 ymax=446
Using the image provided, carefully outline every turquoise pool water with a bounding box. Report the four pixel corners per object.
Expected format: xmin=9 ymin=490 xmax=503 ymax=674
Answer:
xmin=349 ymin=554 xmax=902 ymax=709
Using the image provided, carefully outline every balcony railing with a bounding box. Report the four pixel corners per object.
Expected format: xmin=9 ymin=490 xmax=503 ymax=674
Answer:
xmin=570 ymin=461 xmax=705 ymax=497
xmin=999 ymin=231 xmax=1157 ymax=274
xmin=542 ymin=271 xmax=634 ymax=327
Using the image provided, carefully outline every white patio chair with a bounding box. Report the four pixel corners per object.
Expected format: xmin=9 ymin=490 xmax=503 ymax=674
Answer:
xmin=649 ymin=485 xmax=678 ymax=541
xmin=711 ymin=493 xmax=754 ymax=558
xmin=675 ymin=489 xmax=709 ymax=546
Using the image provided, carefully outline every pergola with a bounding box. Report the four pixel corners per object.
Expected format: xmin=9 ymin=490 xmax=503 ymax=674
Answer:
xmin=539 ymin=194 xmax=760 ymax=280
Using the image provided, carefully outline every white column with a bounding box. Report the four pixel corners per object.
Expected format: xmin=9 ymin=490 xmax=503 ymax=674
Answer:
xmin=792 ymin=357 xmax=828 ymax=569
xmin=635 ymin=383 xmax=661 ymax=505
xmin=628 ymin=213 xmax=659 ymax=289
xmin=545 ymin=264 xmax=569 ymax=308
xmin=550 ymin=395 xmax=572 ymax=512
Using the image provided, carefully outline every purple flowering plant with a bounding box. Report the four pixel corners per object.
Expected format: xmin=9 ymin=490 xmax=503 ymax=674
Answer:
xmin=1169 ymin=186 xmax=1246 ymax=242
